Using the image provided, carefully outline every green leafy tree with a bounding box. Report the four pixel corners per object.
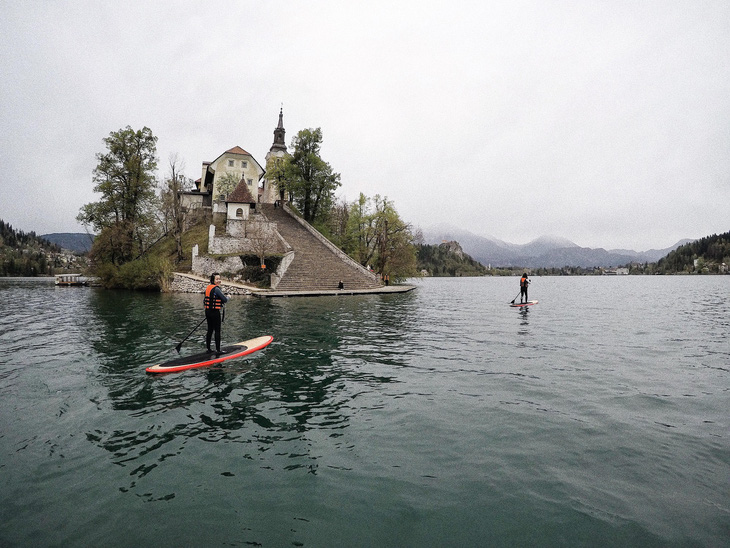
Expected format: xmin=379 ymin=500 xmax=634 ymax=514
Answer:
xmin=342 ymin=193 xmax=418 ymax=281
xmin=371 ymin=195 xmax=418 ymax=279
xmin=77 ymin=126 xmax=159 ymax=265
xmin=342 ymin=193 xmax=378 ymax=266
xmin=265 ymin=155 xmax=290 ymax=203
xmin=283 ymin=128 xmax=341 ymax=224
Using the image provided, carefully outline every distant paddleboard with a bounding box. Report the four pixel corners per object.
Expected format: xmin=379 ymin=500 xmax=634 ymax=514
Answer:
xmin=146 ymin=335 xmax=273 ymax=374
xmin=510 ymin=300 xmax=538 ymax=308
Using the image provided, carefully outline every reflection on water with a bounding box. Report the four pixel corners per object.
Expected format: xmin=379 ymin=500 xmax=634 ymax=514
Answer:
xmin=83 ymin=291 xmax=413 ymax=488
xmin=1 ymin=277 xmax=728 ymax=547
xmin=517 ymin=305 xmax=530 ymax=334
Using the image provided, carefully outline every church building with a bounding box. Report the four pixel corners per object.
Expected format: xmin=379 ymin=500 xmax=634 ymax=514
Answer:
xmin=181 ymin=109 xmax=289 ymax=212
xmin=196 ymin=146 xmax=263 ymax=215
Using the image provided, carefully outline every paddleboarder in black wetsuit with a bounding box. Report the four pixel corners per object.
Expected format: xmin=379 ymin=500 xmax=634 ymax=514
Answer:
xmin=204 ymin=272 xmax=229 ymax=355
xmin=520 ymin=272 xmax=530 ymax=303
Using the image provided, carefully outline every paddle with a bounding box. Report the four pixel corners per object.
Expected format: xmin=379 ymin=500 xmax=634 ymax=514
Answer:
xmin=174 ymin=317 xmax=207 ymax=353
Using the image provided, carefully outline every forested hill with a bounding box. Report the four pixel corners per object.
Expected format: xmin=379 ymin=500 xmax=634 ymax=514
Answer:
xmin=0 ymin=220 xmax=61 ymax=276
xmin=417 ymin=241 xmax=490 ymax=277
xmin=654 ymin=231 xmax=730 ymax=274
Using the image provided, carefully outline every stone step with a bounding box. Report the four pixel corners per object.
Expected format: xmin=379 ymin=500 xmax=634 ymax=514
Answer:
xmin=261 ymin=204 xmax=381 ymax=291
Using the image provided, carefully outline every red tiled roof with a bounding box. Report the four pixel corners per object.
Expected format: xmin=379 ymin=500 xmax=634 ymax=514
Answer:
xmin=228 ymin=178 xmax=256 ymax=204
xmin=205 ymin=146 xmax=264 ymax=176
xmin=226 ymin=146 xmax=252 ymax=156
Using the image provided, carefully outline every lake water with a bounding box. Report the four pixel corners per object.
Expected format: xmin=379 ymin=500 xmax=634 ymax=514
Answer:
xmin=0 ymin=276 xmax=728 ymax=547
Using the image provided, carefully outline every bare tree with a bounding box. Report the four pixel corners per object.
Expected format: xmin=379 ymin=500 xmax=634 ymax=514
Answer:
xmin=160 ymin=154 xmax=191 ymax=263
xmin=249 ymin=220 xmax=276 ymax=269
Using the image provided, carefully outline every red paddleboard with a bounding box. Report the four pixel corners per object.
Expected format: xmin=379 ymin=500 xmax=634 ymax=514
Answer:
xmin=146 ymin=335 xmax=273 ymax=374
xmin=510 ymin=300 xmax=538 ymax=308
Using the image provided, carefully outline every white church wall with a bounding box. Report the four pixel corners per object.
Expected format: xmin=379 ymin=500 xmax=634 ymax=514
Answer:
xmin=226 ymin=203 xmax=251 ymax=221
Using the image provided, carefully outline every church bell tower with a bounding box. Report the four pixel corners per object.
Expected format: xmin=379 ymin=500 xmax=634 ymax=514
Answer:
xmin=270 ymin=107 xmax=287 ymax=155
xmin=262 ymin=107 xmax=289 ymax=204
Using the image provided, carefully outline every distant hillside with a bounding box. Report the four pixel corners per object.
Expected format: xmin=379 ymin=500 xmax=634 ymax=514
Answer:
xmin=654 ymin=232 xmax=730 ymax=274
xmin=425 ymin=225 xmax=519 ymax=266
xmin=416 ymin=241 xmax=490 ymax=277
xmin=425 ymin=225 xmax=690 ymax=268
xmin=1 ymin=220 xmax=59 ymax=276
xmin=42 ymin=232 xmax=95 ymax=253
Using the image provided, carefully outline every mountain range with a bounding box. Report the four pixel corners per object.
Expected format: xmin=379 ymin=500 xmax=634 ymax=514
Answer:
xmin=424 ymin=225 xmax=692 ymax=268
xmin=41 ymin=233 xmax=95 ymax=254
xmin=38 ymin=228 xmax=691 ymax=269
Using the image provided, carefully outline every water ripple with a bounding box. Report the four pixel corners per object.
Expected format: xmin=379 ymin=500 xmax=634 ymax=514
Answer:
xmin=1 ymin=277 xmax=728 ymax=546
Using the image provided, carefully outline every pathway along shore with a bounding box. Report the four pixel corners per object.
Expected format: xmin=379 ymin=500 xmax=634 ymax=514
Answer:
xmin=170 ymin=272 xmax=416 ymax=298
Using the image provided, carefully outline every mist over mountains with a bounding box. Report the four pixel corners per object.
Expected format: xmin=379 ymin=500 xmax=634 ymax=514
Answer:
xmin=41 ymin=233 xmax=94 ymax=254
xmin=38 ymin=228 xmax=690 ymax=269
xmin=424 ymin=225 xmax=691 ymax=268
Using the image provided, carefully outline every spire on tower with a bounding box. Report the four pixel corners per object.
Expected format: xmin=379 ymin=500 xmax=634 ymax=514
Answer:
xmin=270 ymin=106 xmax=287 ymax=153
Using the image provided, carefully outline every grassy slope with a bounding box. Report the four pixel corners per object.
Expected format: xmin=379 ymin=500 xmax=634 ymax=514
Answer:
xmin=148 ymin=217 xmax=211 ymax=272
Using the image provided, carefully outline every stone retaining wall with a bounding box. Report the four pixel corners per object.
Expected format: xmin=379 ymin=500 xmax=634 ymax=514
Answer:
xmin=270 ymin=250 xmax=295 ymax=289
xmin=170 ymin=273 xmax=253 ymax=295
xmin=209 ymin=218 xmax=284 ymax=255
xmin=191 ymin=244 xmax=246 ymax=277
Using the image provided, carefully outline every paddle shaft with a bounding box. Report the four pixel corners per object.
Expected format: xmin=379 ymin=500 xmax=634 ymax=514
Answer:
xmin=175 ymin=317 xmax=207 ymax=353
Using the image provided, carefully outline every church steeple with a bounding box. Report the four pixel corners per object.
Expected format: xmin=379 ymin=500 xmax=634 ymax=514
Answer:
xmin=270 ymin=107 xmax=287 ymax=154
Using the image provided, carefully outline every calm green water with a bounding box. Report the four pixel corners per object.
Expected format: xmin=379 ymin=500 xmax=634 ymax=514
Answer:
xmin=0 ymin=276 xmax=728 ymax=547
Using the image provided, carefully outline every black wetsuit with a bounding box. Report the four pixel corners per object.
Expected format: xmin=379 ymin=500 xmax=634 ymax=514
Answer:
xmin=520 ymin=276 xmax=529 ymax=303
xmin=204 ymin=284 xmax=229 ymax=352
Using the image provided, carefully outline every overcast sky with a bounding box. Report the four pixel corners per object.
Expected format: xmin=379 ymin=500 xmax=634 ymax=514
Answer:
xmin=1 ymin=1 xmax=728 ymax=251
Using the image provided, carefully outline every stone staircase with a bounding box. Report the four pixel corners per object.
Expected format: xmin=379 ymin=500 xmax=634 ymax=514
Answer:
xmin=260 ymin=203 xmax=382 ymax=291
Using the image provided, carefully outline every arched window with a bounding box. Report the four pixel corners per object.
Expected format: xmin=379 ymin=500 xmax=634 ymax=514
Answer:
xmin=236 ymin=208 xmax=244 ymax=218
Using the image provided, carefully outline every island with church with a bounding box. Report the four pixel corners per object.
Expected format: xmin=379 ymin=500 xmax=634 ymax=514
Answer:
xmin=169 ymin=109 xmax=415 ymax=297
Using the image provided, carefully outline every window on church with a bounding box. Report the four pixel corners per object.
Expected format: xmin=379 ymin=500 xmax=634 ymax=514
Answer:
xmin=228 ymin=160 xmax=234 ymax=167
xmin=236 ymin=208 xmax=244 ymax=218
xmin=247 ymin=179 xmax=253 ymax=186
xmin=242 ymin=161 xmax=248 ymax=168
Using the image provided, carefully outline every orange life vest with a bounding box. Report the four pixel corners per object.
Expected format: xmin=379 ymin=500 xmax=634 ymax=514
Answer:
xmin=204 ymin=284 xmax=223 ymax=309
xmin=520 ymin=276 xmax=528 ymax=288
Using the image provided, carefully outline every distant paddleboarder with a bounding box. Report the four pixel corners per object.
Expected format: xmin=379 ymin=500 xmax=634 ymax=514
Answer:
xmin=520 ymin=272 xmax=530 ymax=303
xmin=204 ymin=273 xmax=229 ymax=355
